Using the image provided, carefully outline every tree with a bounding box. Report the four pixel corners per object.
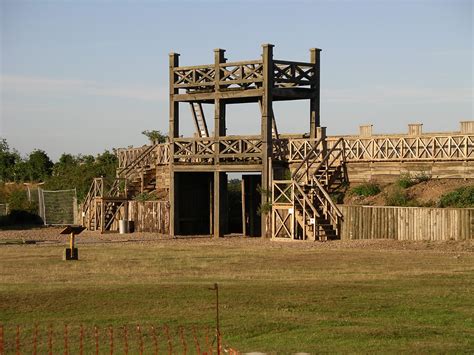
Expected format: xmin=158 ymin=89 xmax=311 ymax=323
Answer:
xmin=27 ymin=150 xmax=53 ymax=182
xmin=0 ymin=138 xmax=20 ymax=182
xmin=142 ymin=130 xmax=167 ymax=144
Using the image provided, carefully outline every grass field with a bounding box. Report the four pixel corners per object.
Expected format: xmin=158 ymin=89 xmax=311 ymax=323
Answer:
xmin=1 ymin=236 xmax=474 ymax=353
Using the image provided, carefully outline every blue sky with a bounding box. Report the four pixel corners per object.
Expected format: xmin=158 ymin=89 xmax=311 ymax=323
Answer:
xmin=1 ymin=0 xmax=472 ymax=160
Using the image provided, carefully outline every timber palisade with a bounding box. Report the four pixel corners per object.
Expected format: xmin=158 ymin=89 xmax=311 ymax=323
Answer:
xmin=82 ymin=45 xmax=474 ymax=241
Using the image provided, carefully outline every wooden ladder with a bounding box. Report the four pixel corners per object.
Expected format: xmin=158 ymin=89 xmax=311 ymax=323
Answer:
xmin=190 ymin=102 xmax=209 ymax=138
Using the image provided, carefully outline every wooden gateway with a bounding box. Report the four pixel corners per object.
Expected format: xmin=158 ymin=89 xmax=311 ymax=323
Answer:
xmin=82 ymin=44 xmax=474 ymax=241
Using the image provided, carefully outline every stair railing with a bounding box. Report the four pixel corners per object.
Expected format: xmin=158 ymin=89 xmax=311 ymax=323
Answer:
xmin=311 ymin=177 xmax=343 ymax=229
xmin=291 ymin=137 xmax=324 ymax=184
xmin=117 ymin=144 xmax=158 ymax=180
xmin=293 ymin=182 xmax=320 ymax=240
xmin=312 ymin=138 xmax=346 ymax=187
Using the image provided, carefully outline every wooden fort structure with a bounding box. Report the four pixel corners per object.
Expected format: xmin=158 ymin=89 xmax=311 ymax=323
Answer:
xmin=82 ymin=44 xmax=474 ymax=241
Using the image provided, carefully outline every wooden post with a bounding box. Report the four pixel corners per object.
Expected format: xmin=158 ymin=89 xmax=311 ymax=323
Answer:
xmin=213 ymin=49 xmax=226 ymax=238
xmin=241 ymin=178 xmax=246 ymax=236
xmin=261 ymin=43 xmax=274 ymax=238
xmin=310 ymin=48 xmax=322 ymax=139
xmin=70 ymin=233 xmax=75 ymax=258
xmin=169 ymin=52 xmax=179 ymax=237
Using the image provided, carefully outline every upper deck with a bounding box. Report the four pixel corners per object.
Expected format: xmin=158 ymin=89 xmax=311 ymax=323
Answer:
xmin=170 ymin=46 xmax=320 ymax=104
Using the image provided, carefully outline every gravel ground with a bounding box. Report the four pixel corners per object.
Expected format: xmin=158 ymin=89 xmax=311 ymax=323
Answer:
xmin=0 ymin=226 xmax=473 ymax=253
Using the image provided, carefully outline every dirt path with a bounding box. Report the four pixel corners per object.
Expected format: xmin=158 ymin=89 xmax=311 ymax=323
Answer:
xmin=1 ymin=226 xmax=473 ymax=253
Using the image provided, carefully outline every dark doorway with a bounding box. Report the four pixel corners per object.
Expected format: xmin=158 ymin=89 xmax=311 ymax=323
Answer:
xmin=227 ymin=178 xmax=243 ymax=234
xmin=242 ymin=174 xmax=262 ymax=237
xmin=175 ymin=172 xmax=212 ymax=235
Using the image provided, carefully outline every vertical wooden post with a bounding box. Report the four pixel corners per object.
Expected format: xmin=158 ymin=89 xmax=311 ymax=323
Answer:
xmin=241 ymin=178 xmax=246 ymax=236
xmin=213 ymin=49 xmax=226 ymax=238
xmin=169 ymin=52 xmax=179 ymax=237
xmin=310 ymin=48 xmax=322 ymax=139
xmin=261 ymin=43 xmax=274 ymax=238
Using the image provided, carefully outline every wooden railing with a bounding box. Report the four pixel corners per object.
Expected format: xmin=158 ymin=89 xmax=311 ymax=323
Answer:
xmin=115 ymin=133 xmax=474 ymax=168
xmin=309 ymin=138 xmax=345 ymax=186
xmin=311 ymin=177 xmax=343 ymax=228
xmin=326 ymin=134 xmax=474 ymax=161
xmin=172 ymin=136 xmax=263 ymax=164
xmin=219 ymin=60 xmax=263 ymax=89
xmin=173 ymin=64 xmax=215 ymax=89
xmin=273 ymin=60 xmax=316 ymax=88
xmin=117 ymin=146 xmax=149 ymax=169
xmin=172 ymin=58 xmax=317 ymax=91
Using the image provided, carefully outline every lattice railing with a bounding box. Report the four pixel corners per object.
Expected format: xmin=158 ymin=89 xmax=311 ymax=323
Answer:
xmin=218 ymin=136 xmax=262 ymax=162
xmin=174 ymin=65 xmax=215 ymax=89
xmin=173 ymin=138 xmax=215 ymax=163
xmin=273 ymin=60 xmax=316 ymax=88
xmin=117 ymin=146 xmax=149 ymax=169
xmin=172 ymin=136 xmax=263 ymax=164
xmin=219 ymin=60 xmax=263 ymax=89
xmin=285 ymin=134 xmax=474 ymax=163
xmin=327 ymin=135 xmax=474 ymax=161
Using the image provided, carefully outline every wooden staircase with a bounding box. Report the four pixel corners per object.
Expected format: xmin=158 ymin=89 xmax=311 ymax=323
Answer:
xmin=82 ymin=144 xmax=160 ymax=232
xmin=272 ymin=137 xmax=346 ymax=241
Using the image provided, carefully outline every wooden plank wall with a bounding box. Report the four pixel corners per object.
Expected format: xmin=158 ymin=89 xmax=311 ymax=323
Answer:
xmin=128 ymin=201 xmax=169 ymax=234
xmin=339 ymin=205 xmax=474 ymax=241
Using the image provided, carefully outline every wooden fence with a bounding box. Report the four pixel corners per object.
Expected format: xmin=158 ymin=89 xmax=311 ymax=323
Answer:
xmin=128 ymin=201 xmax=170 ymax=234
xmin=339 ymin=205 xmax=474 ymax=241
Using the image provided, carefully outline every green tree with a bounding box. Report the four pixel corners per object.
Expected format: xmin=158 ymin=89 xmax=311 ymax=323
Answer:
xmin=142 ymin=130 xmax=167 ymax=144
xmin=0 ymin=138 xmax=20 ymax=182
xmin=27 ymin=150 xmax=53 ymax=182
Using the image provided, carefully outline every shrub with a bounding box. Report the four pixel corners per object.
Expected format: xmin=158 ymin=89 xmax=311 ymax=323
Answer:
xmin=414 ymin=171 xmax=431 ymax=183
xmin=350 ymin=182 xmax=381 ymax=197
xmin=396 ymin=174 xmax=415 ymax=188
xmin=396 ymin=172 xmax=432 ymax=189
xmin=384 ymin=186 xmax=411 ymax=206
xmin=438 ymin=186 xmax=474 ymax=208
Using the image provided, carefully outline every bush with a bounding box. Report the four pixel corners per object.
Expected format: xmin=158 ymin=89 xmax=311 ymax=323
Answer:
xmin=0 ymin=210 xmax=43 ymax=226
xmin=396 ymin=172 xmax=431 ymax=189
xmin=350 ymin=182 xmax=381 ymax=197
xmin=384 ymin=186 xmax=411 ymax=206
xmin=438 ymin=186 xmax=474 ymax=208
xmin=396 ymin=174 xmax=416 ymax=188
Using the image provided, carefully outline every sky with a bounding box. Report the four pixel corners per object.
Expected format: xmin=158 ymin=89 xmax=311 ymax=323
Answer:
xmin=0 ymin=0 xmax=472 ymax=161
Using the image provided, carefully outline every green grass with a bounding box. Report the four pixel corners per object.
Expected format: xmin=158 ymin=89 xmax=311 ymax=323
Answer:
xmin=350 ymin=182 xmax=381 ymax=197
xmin=1 ymin=239 xmax=473 ymax=353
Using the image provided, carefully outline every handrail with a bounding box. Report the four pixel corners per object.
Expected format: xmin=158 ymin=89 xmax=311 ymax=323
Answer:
xmin=310 ymin=137 xmax=344 ymax=181
xmin=291 ymin=137 xmax=324 ymax=183
xmin=293 ymin=182 xmax=320 ymax=218
xmin=117 ymin=144 xmax=158 ymax=178
xmin=312 ymin=177 xmax=343 ymax=218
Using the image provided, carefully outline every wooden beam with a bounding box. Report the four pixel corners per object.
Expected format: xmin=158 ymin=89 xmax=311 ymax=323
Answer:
xmin=261 ymin=43 xmax=274 ymax=238
xmin=309 ymin=48 xmax=322 ymax=138
xmin=169 ymin=52 xmax=180 ymax=237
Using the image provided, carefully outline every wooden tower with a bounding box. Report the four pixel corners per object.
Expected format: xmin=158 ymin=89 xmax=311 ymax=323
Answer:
xmin=168 ymin=44 xmax=322 ymax=238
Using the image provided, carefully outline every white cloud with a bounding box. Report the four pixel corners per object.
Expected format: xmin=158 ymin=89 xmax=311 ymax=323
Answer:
xmin=1 ymin=75 xmax=168 ymax=102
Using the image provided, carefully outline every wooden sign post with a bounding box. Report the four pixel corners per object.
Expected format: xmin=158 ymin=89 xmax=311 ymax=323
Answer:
xmin=60 ymin=226 xmax=86 ymax=260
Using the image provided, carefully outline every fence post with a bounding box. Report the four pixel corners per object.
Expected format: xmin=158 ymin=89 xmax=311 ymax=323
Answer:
xmin=33 ymin=324 xmax=38 ymax=355
xmin=151 ymin=325 xmax=158 ymax=355
xmin=48 ymin=324 xmax=53 ymax=355
xmin=64 ymin=324 xmax=69 ymax=355
xmin=109 ymin=326 xmax=114 ymax=355
xmin=94 ymin=326 xmax=99 ymax=355
xmin=0 ymin=325 xmax=3 ymax=355
xmin=80 ymin=325 xmax=84 ymax=355
xmin=123 ymin=325 xmax=128 ymax=355
xmin=16 ymin=325 xmax=20 ymax=355
xmin=192 ymin=326 xmax=201 ymax=355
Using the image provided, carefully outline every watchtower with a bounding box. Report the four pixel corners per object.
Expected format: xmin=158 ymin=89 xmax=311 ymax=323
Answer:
xmin=168 ymin=44 xmax=322 ymax=238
